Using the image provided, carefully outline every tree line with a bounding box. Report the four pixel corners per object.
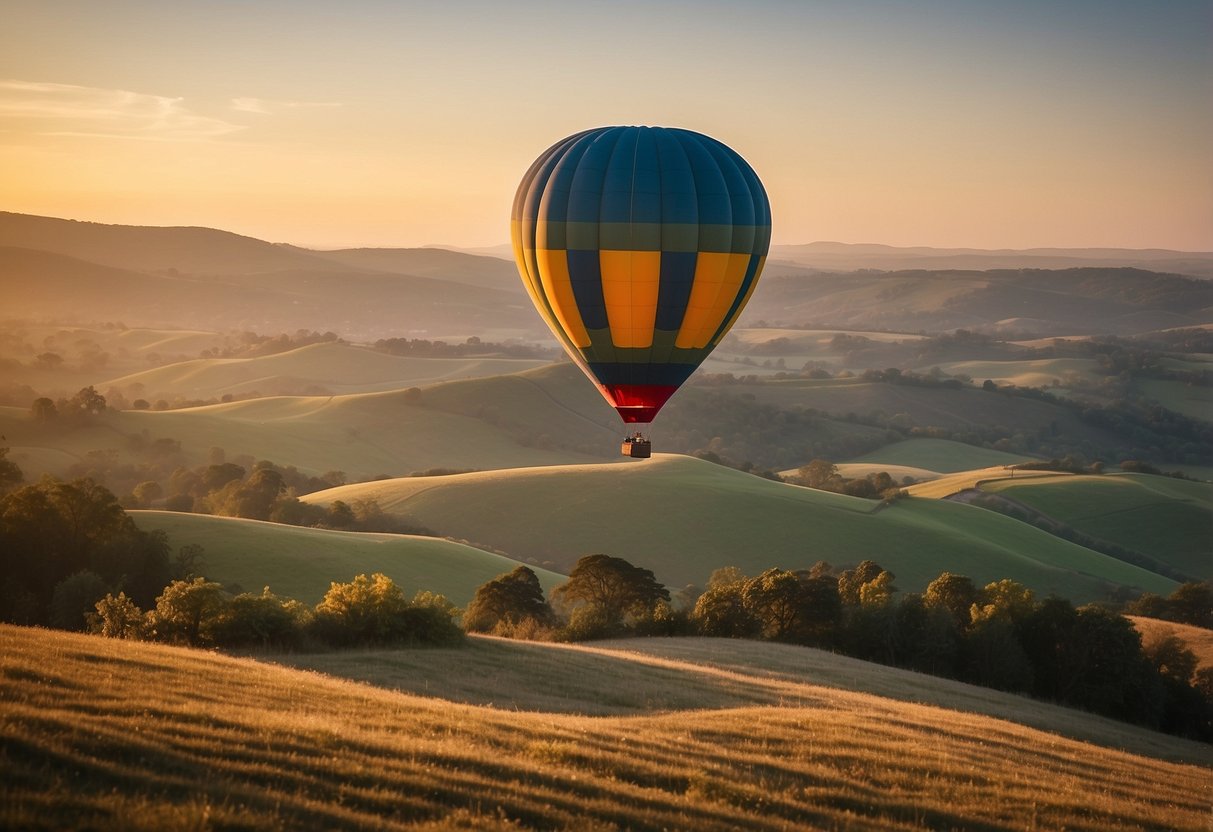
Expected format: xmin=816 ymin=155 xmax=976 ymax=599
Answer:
xmin=462 ymin=557 xmax=1213 ymax=742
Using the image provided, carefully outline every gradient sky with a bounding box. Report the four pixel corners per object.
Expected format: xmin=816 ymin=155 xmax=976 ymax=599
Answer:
xmin=2 ymin=0 xmax=1210 ymax=250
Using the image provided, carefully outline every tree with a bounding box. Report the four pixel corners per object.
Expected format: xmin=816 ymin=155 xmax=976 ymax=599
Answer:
xmin=30 ymin=397 xmax=57 ymax=424
xmin=147 ymin=578 xmax=227 ymax=646
xmin=0 ymin=447 xmax=22 ymax=494
xmin=971 ymin=579 xmax=1035 ymax=625
xmin=464 ymin=566 xmax=553 ymax=633
xmin=131 ymin=480 xmax=163 ymax=508
xmin=66 ymin=386 xmax=107 ymax=419
xmin=838 ymin=560 xmax=886 ymax=605
xmin=692 ymin=569 xmax=758 ymax=638
xmin=742 ymin=569 xmax=807 ymax=640
xmin=211 ymin=587 xmax=307 ymax=649
xmin=89 ymin=592 xmax=146 ymax=639
xmin=924 ymin=572 xmax=978 ymax=629
xmin=797 ymin=459 xmax=840 ymax=489
xmin=1168 ymin=582 xmax=1213 ymax=629
xmin=311 ymin=573 xmax=409 ymax=646
xmin=551 ymin=555 xmax=669 ymax=630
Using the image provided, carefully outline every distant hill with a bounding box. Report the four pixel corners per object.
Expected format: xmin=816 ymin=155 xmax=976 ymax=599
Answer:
xmin=741 ymin=267 xmax=1213 ymax=336
xmin=100 ymin=341 xmax=552 ymax=398
xmin=300 ymin=454 xmax=1175 ymax=601
xmin=6 ymin=212 xmax=1212 ymax=340
xmin=0 ymin=211 xmax=329 ymax=274
xmin=769 ymin=241 xmax=1213 ymax=278
xmin=129 ymin=511 xmax=565 ymax=605
xmin=292 ymin=245 xmax=520 ymax=290
xmin=0 ymin=245 xmax=540 ymax=340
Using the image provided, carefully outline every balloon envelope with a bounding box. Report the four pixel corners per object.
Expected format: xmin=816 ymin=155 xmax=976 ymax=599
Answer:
xmin=512 ymin=126 xmax=771 ymax=423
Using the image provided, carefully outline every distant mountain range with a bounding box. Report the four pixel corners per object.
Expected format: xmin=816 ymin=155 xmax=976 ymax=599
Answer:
xmin=3 ymin=211 xmax=1212 ymax=339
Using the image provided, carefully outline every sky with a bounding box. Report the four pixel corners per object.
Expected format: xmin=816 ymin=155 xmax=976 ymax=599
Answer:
xmin=1 ymin=0 xmax=1210 ymax=251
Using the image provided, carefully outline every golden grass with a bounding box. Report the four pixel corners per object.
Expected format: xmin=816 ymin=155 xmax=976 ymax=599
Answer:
xmin=903 ymin=467 xmax=1068 ymax=499
xmin=1130 ymin=616 xmax=1213 ymax=670
xmin=3 ymin=625 xmax=1210 ymax=831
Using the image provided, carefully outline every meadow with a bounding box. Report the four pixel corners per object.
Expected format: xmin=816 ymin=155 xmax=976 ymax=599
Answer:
xmin=299 ymin=454 xmax=1175 ymax=600
xmin=982 ymin=473 xmax=1213 ymax=580
xmin=3 ymin=625 xmax=1209 ymax=831
xmin=129 ymin=511 xmax=566 ymax=606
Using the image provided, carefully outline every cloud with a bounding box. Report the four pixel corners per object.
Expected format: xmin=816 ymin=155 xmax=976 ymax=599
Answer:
xmin=0 ymin=80 xmax=244 ymax=141
xmin=231 ymin=96 xmax=341 ymax=114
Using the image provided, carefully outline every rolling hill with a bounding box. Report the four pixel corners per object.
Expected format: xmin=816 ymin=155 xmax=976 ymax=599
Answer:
xmin=99 ymin=341 xmax=552 ymax=398
xmin=0 ymin=376 xmax=613 ymax=482
xmin=846 ymin=438 xmax=1032 ymax=472
xmin=128 ymin=511 xmax=565 ymax=605
xmin=4 ymin=626 xmax=1209 ymax=830
xmin=299 ymin=454 xmax=1176 ymax=601
xmin=981 ymin=473 xmax=1213 ymax=581
xmin=742 ymin=267 xmax=1213 ymax=336
xmin=769 ymin=241 xmax=1213 ymax=278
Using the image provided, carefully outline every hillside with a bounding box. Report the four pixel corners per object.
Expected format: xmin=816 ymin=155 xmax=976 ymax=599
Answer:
xmin=769 ymin=241 xmax=1213 ymax=278
xmin=0 ymin=246 xmax=540 ymax=341
xmin=3 ymin=626 xmax=1209 ymax=830
xmin=129 ymin=511 xmax=565 ymax=605
xmin=0 ymin=211 xmax=329 ymax=274
xmin=100 ymin=342 xmax=551 ymax=398
xmin=295 ymin=246 xmax=520 ymax=290
xmin=0 ymin=381 xmax=611 ymax=482
xmin=981 ymin=473 xmax=1213 ymax=580
xmin=846 ymin=438 xmax=1032 ymax=472
xmin=741 ymin=267 xmax=1213 ymax=336
xmin=300 ymin=454 xmax=1176 ymax=601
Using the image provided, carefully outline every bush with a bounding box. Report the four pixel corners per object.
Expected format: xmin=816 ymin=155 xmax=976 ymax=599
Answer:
xmin=211 ymin=588 xmax=308 ymax=649
xmin=89 ymin=592 xmax=146 ymax=639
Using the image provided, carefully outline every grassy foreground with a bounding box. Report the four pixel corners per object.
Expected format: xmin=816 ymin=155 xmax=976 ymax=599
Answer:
xmin=2 ymin=625 xmax=1210 ymax=830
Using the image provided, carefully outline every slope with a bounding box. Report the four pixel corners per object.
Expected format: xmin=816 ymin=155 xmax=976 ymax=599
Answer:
xmin=0 ymin=381 xmax=611 ymax=482
xmin=100 ymin=342 xmax=551 ymax=398
xmin=3 ymin=626 xmax=1209 ymax=830
xmin=300 ymin=454 xmax=1176 ymax=601
xmin=981 ymin=473 xmax=1213 ymax=580
xmin=128 ymin=511 xmax=565 ymax=605
xmin=847 ymin=438 xmax=1034 ymax=472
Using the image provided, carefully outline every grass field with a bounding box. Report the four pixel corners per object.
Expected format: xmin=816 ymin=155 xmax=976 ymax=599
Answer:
xmin=129 ymin=511 xmax=565 ymax=605
xmin=0 ymin=380 xmax=609 ymax=481
xmin=3 ymin=625 xmax=1209 ymax=830
xmin=915 ymin=357 xmax=1101 ymax=388
xmin=100 ymin=342 xmax=551 ymax=398
xmin=1130 ymin=617 xmax=1213 ymax=671
xmin=982 ymin=473 xmax=1213 ymax=580
xmin=902 ymin=467 xmax=1068 ymax=499
xmin=1133 ymin=377 xmax=1213 ymax=422
xmin=847 ymin=438 xmax=1034 ymax=472
xmin=300 ymin=454 xmax=1175 ymax=601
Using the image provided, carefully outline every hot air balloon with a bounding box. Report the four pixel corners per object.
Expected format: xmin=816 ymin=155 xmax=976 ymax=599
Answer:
xmin=511 ymin=126 xmax=771 ymax=457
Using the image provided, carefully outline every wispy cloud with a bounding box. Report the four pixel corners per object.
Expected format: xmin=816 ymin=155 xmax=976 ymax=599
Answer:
xmin=231 ymin=96 xmax=341 ymax=114
xmin=0 ymin=80 xmax=244 ymax=141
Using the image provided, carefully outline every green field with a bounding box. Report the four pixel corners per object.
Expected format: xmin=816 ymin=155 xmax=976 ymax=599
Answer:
xmin=130 ymin=511 xmax=565 ymax=605
xmin=982 ymin=473 xmax=1213 ymax=580
xmin=301 ymin=454 xmax=1175 ymax=601
xmin=4 ymin=626 xmax=1209 ymax=830
xmin=903 ymin=467 xmax=1068 ymax=499
xmin=100 ymin=341 xmax=551 ymax=398
xmin=0 ymin=374 xmax=612 ymax=480
xmin=847 ymin=438 xmax=1033 ymax=472
xmin=1133 ymin=377 xmax=1213 ymax=422
xmin=918 ymin=357 xmax=1101 ymax=388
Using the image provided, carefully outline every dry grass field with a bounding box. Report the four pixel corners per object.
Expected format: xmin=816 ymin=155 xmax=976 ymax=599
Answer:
xmin=3 ymin=625 xmax=1210 ymax=831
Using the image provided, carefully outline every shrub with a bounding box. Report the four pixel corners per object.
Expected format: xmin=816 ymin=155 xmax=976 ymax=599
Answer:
xmin=49 ymin=570 xmax=109 ymax=631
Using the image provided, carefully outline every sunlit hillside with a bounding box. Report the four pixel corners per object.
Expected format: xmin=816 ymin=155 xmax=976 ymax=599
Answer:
xmin=99 ymin=342 xmax=552 ymax=398
xmin=129 ymin=511 xmax=564 ymax=605
xmin=982 ymin=473 xmax=1213 ymax=580
xmin=3 ymin=626 xmax=1209 ymax=830
xmin=846 ymin=438 xmax=1040 ymax=472
xmin=300 ymin=454 xmax=1175 ymax=600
